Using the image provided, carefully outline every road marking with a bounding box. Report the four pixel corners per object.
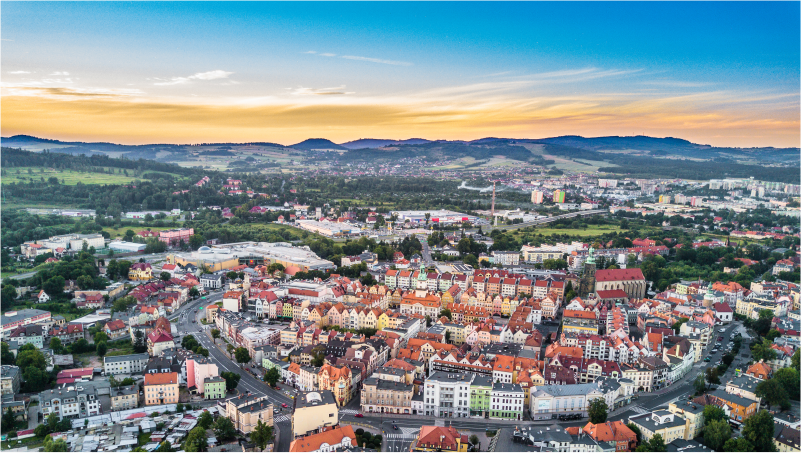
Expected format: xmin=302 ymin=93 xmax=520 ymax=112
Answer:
xmin=630 ymin=405 xmax=649 ymax=414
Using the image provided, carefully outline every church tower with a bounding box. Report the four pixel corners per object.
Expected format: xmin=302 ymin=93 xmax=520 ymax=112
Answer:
xmin=578 ymin=247 xmax=597 ymax=298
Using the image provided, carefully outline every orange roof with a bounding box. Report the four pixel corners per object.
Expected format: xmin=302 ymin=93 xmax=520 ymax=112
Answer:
xmin=564 ymin=309 xmax=596 ymax=320
xmin=144 ymin=372 xmax=178 ymax=386
xmin=223 ymin=291 xmax=243 ymax=299
xmin=583 ymin=421 xmax=636 ymax=443
xmin=746 ymin=361 xmax=772 ymax=377
xmin=289 ymin=425 xmax=356 ymax=452
xmin=320 ymin=364 xmax=351 ymax=381
xmin=417 ymin=426 xmax=463 ymax=451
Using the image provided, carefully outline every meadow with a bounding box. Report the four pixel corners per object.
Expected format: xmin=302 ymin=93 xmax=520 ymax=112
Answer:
xmin=1 ymin=167 xmax=168 ymax=185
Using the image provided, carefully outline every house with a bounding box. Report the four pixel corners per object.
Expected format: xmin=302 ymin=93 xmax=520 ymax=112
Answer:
xmin=104 ymin=319 xmax=128 ymax=341
xmin=8 ymin=325 xmax=45 ymax=349
xmin=201 ymin=274 xmax=223 ymax=290
xmin=289 ymin=425 xmax=357 ymax=452
xmin=746 ymin=361 xmax=772 ymax=380
xmin=144 ymin=372 xmax=179 ymax=405
xmin=292 ymin=390 xmax=339 ymax=438
xmin=129 ymin=263 xmax=153 ymax=281
xmin=147 ymin=329 xmax=175 ymax=356
xmin=104 ymin=353 xmax=150 ymax=375
xmin=410 ymin=425 xmax=469 ymax=452
xmin=693 ymin=390 xmax=759 ymax=422
xmin=1 ymin=365 xmax=21 ymax=395
xmin=36 ymin=290 xmax=50 ymax=304
xmin=39 ymin=383 xmax=101 ymax=418
xmin=628 ymin=410 xmax=689 ymax=444
xmin=570 ymin=421 xmax=637 ymax=452
xmin=225 ymin=393 xmax=274 ymax=434
xmin=111 ymin=385 xmax=139 ymax=411
xmin=775 ymin=425 xmax=801 ymax=452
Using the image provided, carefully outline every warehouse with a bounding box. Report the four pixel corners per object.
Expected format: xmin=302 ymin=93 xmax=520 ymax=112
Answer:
xmin=108 ymin=241 xmax=147 ymax=253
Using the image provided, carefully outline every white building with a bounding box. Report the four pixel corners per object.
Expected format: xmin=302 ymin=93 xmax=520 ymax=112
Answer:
xmin=39 ymin=383 xmax=101 ymax=419
xmin=103 ymin=353 xmax=150 ymax=376
xmin=423 ymin=372 xmax=473 ymax=418
xmin=492 ymin=251 xmax=520 ymax=266
xmin=529 ymin=383 xmax=605 ymax=421
xmin=490 ymin=382 xmax=524 ymax=420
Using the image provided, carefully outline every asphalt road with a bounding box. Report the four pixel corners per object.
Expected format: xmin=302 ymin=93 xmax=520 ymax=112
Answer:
xmin=176 ymin=292 xmax=296 ymax=452
xmin=487 ymin=209 xmax=608 ymax=232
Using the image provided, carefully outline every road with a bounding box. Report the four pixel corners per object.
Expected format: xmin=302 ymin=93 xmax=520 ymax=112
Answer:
xmin=420 ymin=239 xmax=434 ymax=266
xmin=175 ymin=292 xmax=296 ymax=452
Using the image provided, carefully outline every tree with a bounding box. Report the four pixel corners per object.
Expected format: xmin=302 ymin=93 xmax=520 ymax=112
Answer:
xmin=182 ymin=335 xmax=199 ymax=351
xmin=753 ymin=309 xmax=773 ymax=337
xmin=96 ymin=341 xmax=108 ymax=357
xmin=693 ymin=373 xmax=706 ymax=394
xmin=440 ymin=309 xmax=452 ymax=321
xmin=2 ymin=407 xmax=16 ymax=433
xmin=94 ymin=331 xmax=108 ymax=344
xmin=705 ymin=367 xmax=721 ymax=385
xmin=43 ymin=434 xmax=69 ymax=452
xmin=793 ymin=349 xmax=800 ymax=371
xmin=198 ymin=410 xmax=214 ymax=429
xmin=671 ymin=317 xmax=689 ymax=334
xmin=1 ymin=285 xmax=18 ymax=310
xmin=626 ymin=423 xmax=642 ymax=444
xmin=723 ymin=437 xmax=754 ymax=452
xmin=124 ymin=230 xmax=136 ymax=242
xmin=160 ymin=272 xmax=171 ymax=281
xmin=49 ymin=337 xmax=64 ymax=355
xmin=157 ymin=440 xmax=173 ymax=452
xmin=751 ymin=338 xmax=776 ymax=362
xmin=0 ymin=343 xmax=14 ymax=366
xmin=221 ymin=372 xmax=241 ymax=392
xmin=588 ymin=398 xmax=608 ymax=424
xmin=766 ymin=329 xmax=781 ymax=341
xmin=177 ymin=403 xmax=185 ymax=413
xmin=773 ymin=368 xmax=800 ymax=401
xmin=214 ymin=416 xmax=236 ymax=441
xmin=250 ymin=419 xmax=274 ymax=450
xmin=184 ymin=426 xmax=208 ymax=452
xmin=16 ymin=347 xmax=46 ymax=370
xmin=756 ymin=378 xmax=789 ymax=410
xmin=43 ymin=275 xmax=66 ymax=297
xmin=265 ymin=367 xmax=280 ymax=387
xmin=702 ymin=405 xmax=727 ymax=427
xmin=71 ymin=338 xmax=91 ymax=354
xmin=469 ymin=434 xmax=479 ymax=448
xmin=189 ymin=287 xmax=200 ymax=298
xmin=647 ymin=434 xmax=666 ymax=452
xmin=742 ymin=410 xmax=777 ymax=452
xmin=703 ymin=419 xmax=731 ymax=451
xmin=234 ymin=347 xmax=251 ymax=365
xmin=133 ymin=329 xmax=147 ymax=353
xmin=211 ymin=329 xmax=221 ymax=340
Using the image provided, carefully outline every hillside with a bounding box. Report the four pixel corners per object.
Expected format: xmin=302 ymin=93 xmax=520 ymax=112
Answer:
xmin=289 ymin=138 xmax=347 ymax=151
xmin=340 ymin=138 xmax=432 ymax=149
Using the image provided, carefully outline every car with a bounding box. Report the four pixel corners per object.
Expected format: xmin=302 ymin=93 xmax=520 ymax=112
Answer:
xmin=282 ymin=403 xmax=288 ymax=408
xmin=719 ymin=328 xmax=725 ymax=333
xmin=718 ymin=337 xmax=724 ymax=341
xmin=393 ymin=425 xmax=399 ymax=430
xmin=704 ymin=357 xmax=711 ymax=362
xmin=355 ymin=413 xmax=364 ymax=418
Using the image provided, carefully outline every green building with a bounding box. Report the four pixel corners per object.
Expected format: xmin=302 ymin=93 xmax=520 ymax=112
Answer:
xmin=470 ymin=375 xmax=493 ymax=418
xmin=490 ymin=382 xmax=524 ymax=421
xmin=204 ymin=376 xmax=226 ymax=399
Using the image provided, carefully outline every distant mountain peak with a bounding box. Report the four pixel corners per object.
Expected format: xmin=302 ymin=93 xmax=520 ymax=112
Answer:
xmin=290 ymin=138 xmax=347 ymax=151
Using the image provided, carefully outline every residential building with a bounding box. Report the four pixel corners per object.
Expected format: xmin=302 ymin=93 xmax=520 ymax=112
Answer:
xmin=289 ymin=425 xmax=357 ymax=452
xmin=8 ymin=325 xmax=44 ymax=349
xmin=104 ymin=353 xmax=150 ymax=375
xmin=424 ymin=372 xmax=473 ymax=418
xmin=410 ymin=426 xmax=469 ymax=452
xmin=144 ymin=372 xmax=179 ymax=406
xmin=110 ymin=385 xmax=139 ymax=411
xmin=200 ymin=274 xmax=223 ymax=290
xmin=318 ymin=364 xmax=352 ymax=407
xmin=573 ymin=421 xmax=637 ymax=452
xmin=469 ymin=375 xmax=493 ymax=418
xmin=225 ymin=393 xmax=275 ymax=434
xmin=490 ymin=382 xmax=524 ymax=421
xmin=360 ymin=377 xmax=414 ymax=415
xmin=668 ymin=401 xmax=705 ymax=439
xmin=40 ymin=383 xmax=101 ymax=419
xmin=159 ymin=228 xmax=194 ymax=246
xmin=1 ymin=366 xmax=21 ymax=395
xmin=628 ymin=410 xmax=689 ymax=444
xmin=529 ymin=383 xmax=605 ymax=421
xmin=1 ymin=309 xmax=51 ymax=340
xmin=492 ymin=251 xmax=520 ymax=266
xmin=204 ymin=376 xmax=226 ymax=399
xmin=129 ymin=263 xmax=153 ymax=281
xmin=292 ymin=390 xmax=339 ymax=439
xmin=775 ymin=426 xmax=801 ymax=452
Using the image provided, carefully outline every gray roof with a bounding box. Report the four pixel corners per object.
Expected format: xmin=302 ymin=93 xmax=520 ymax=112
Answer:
xmin=666 ymin=439 xmax=711 ymax=452
xmin=362 ymin=377 xmax=413 ymax=392
xmin=427 ymin=371 xmax=474 ymax=384
xmin=0 ymin=366 xmax=20 ymax=380
xmin=492 ymin=382 xmax=523 ymax=394
xmin=670 ymin=400 xmax=704 ymax=415
xmin=726 ymin=375 xmax=760 ymax=394
xmin=295 ymin=390 xmax=337 ymax=409
xmin=629 ymin=411 xmax=687 ymax=433
xmin=709 ymin=389 xmax=758 ymax=408
xmin=104 ymin=353 xmax=149 ymax=364
xmin=533 ymin=382 xmax=600 ymax=397
xmin=1 ymin=309 xmax=50 ymax=326
xmin=470 ymin=375 xmax=493 ymax=388
xmin=112 ymin=385 xmax=139 ymax=397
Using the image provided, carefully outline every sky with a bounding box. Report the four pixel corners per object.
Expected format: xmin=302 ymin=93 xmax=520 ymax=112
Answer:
xmin=2 ymin=2 xmax=799 ymax=147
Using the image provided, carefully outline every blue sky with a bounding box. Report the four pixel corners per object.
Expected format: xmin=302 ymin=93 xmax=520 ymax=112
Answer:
xmin=2 ymin=2 xmax=799 ymax=146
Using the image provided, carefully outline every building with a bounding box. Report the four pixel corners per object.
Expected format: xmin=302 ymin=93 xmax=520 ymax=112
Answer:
xmin=531 ymin=191 xmax=545 ymax=204
xmin=200 ymin=274 xmax=223 ymax=290
xmin=775 ymin=426 xmax=801 ymax=452
xmin=110 ymin=385 xmax=139 ymax=411
xmin=8 ymin=325 xmax=45 ymax=349
xmin=104 ymin=353 xmax=150 ymax=376
xmin=292 ymin=390 xmax=339 ymax=439
xmin=39 ymin=382 xmax=101 ymax=419
xmin=159 ymin=228 xmax=194 ymax=246
xmin=1 ymin=366 xmax=21 ymax=395
xmin=144 ymin=372 xmax=179 ymax=406
xmin=170 ymin=242 xmax=335 ymax=273
xmin=225 ymin=393 xmax=275 ymax=434
xmin=411 ymin=426 xmax=469 ymax=452
xmin=668 ymin=400 xmax=705 ymax=439
xmin=108 ymin=241 xmax=147 ymax=253
xmin=361 ymin=377 xmax=414 ymax=415
xmin=574 ymin=421 xmax=637 ymax=452
xmin=1 ymin=309 xmax=51 ymax=340
xmin=147 ymin=329 xmax=175 ymax=356
xmin=595 ymin=269 xmax=647 ymax=299
xmin=529 ymin=383 xmax=605 ymax=421
xmin=223 ymin=291 xmax=243 ymax=312
xmin=628 ymin=410 xmax=689 ymax=444
xmin=492 ymin=251 xmax=520 ymax=266
xmin=490 ymin=382 xmax=524 ymax=421
xmin=318 ymin=364 xmax=352 ymax=407
xmin=553 ymin=190 xmax=566 ymax=203
xmin=204 ymin=376 xmax=226 ymax=399
xmin=186 ymin=355 xmax=220 ymax=396
xmin=129 ymin=263 xmax=153 ymax=281
xmin=424 ymin=372 xmax=473 ymax=418
xmin=288 ymin=425 xmax=357 ymax=453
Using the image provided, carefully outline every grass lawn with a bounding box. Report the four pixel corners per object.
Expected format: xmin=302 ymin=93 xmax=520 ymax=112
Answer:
xmin=102 ymin=225 xmax=180 ymax=238
xmin=2 ymin=167 xmax=158 ymax=186
xmin=509 ymin=224 xmax=624 ymax=238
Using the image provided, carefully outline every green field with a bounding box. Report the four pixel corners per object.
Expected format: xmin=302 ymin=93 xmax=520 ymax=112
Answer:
xmin=507 ymin=224 xmax=625 ymax=238
xmin=2 ymin=167 xmax=165 ymax=185
xmin=102 ymin=225 xmax=179 ymax=238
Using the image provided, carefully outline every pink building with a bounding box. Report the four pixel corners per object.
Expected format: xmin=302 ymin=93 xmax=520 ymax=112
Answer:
xmin=158 ymin=228 xmax=194 ymax=245
xmin=186 ymin=355 xmax=219 ymax=395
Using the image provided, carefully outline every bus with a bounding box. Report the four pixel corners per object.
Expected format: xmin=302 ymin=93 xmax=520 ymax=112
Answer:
xmin=728 ymin=419 xmax=743 ymax=431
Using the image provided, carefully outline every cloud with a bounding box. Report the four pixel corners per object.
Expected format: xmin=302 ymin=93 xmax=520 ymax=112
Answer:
xmin=287 ymin=85 xmax=353 ymax=96
xmin=319 ymin=53 xmax=337 ymax=57
xmin=8 ymin=70 xmax=30 ymax=74
xmin=50 ymin=71 xmax=70 ymax=76
xmin=153 ymin=70 xmax=233 ymax=86
xmin=304 ymin=51 xmax=317 ymax=54
xmin=341 ymin=55 xmax=413 ymax=66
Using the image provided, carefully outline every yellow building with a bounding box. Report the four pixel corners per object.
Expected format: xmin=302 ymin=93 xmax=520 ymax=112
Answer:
xmin=292 ymin=390 xmax=339 ymax=439
xmin=628 ymin=410 xmax=689 ymax=445
xmin=318 ymin=364 xmax=352 ymax=407
xmin=225 ymin=393 xmax=275 ymax=434
xmin=111 ymin=385 xmax=139 ymax=411
xmin=128 ymin=263 xmax=153 ymax=281
xmin=668 ymin=401 xmax=705 ymax=439
xmin=205 ymin=304 xmax=220 ymax=323
xmin=144 ymin=372 xmax=179 ymax=406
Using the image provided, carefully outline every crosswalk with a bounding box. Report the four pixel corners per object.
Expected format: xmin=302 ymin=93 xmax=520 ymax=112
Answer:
xmin=630 ymin=405 xmax=649 ymax=414
xmin=274 ymin=414 xmax=291 ymax=423
xmin=340 ymin=409 xmax=359 ymax=415
xmin=385 ymin=430 xmax=419 ymax=440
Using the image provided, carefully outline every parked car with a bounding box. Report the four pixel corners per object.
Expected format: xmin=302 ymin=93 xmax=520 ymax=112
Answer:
xmin=355 ymin=413 xmax=364 ymax=418
xmin=282 ymin=403 xmax=288 ymax=408
xmin=393 ymin=425 xmax=399 ymax=430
